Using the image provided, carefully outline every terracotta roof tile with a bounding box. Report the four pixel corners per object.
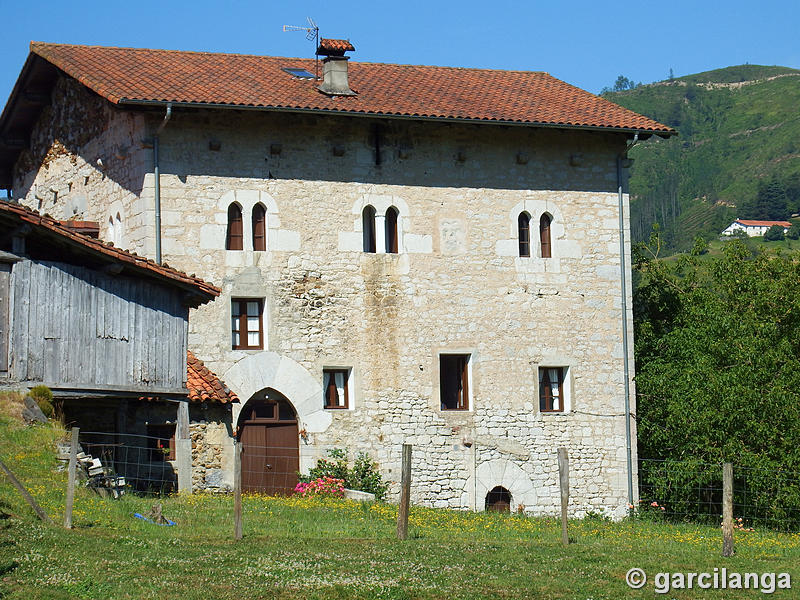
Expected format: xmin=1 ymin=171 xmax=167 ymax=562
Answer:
xmin=0 ymin=199 xmax=220 ymax=300
xmin=28 ymin=42 xmax=674 ymax=134
xmin=317 ymin=39 xmax=355 ymax=55
xmin=187 ymin=351 xmax=238 ymax=403
xmin=737 ymin=219 xmax=792 ymax=227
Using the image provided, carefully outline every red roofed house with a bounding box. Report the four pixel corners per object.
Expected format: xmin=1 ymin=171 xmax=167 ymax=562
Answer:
xmin=0 ymin=40 xmax=674 ymax=514
xmin=721 ymin=219 xmax=792 ymax=237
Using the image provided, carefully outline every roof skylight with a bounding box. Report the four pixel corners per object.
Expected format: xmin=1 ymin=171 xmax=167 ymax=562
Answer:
xmin=282 ymin=67 xmax=316 ymax=79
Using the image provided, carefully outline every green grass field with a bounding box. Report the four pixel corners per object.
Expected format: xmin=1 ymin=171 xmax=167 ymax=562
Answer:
xmin=1 ymin=402 xmax=799 ymax=599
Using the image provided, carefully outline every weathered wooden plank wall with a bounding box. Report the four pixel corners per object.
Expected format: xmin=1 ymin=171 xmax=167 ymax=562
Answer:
xmin=9 ymin=259 xmax=188 ymax=391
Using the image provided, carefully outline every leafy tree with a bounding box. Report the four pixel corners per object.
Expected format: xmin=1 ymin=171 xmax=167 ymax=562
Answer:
xmin=764 ymin=224 xmax=785 ymax=241
xmin=690 ymin=234 xmax=709 ymax=255
xmin=634 ymin=239 xmax=800 ymax=526
xmin=787 ymin=223 xmax=800 ymax=240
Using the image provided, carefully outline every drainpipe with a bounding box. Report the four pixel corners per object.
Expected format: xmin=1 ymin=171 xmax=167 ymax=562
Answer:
xmin=153 ymin=103 xmax=172 ymax=264
xmin=617 ymin=133 xmax=638 ymax=507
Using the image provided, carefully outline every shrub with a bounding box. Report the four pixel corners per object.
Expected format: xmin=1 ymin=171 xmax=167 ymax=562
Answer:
xmin=28 ymin=385 xmax=54 ymax=418
xmin=298 ymin=448 xmax=388 ymax=501
xmin=763 ymin=225 xmax=785 ymax=241
xmin=786 ymin=224 xmax=800 ymax=240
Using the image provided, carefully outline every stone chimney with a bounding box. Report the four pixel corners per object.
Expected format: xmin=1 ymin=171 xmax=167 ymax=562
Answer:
xmin=316 ymin=39 xmax=356 ymax=96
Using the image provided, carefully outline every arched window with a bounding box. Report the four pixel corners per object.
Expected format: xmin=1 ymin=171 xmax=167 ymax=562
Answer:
xmin=485 ymin=486 xmax=512 ymax=513
xmin=518 ymin=212 xmax=530 ymax=257
xmin=385 ymin=206 xmax=399 ymax=254
xmin=226 ymin=203 xmax=243 ymax=251
xmin=107 ymin=216 xmax=115 ymax=245
xmin=252 ymin=203 xmax=266 ymax=251
xmin=114 ymin=212 xmax=123 ymax=247
xmin=362 ymin=205 xmax=376 ymax=253
xmin=539 ymin=213 xmax=552 ymax=258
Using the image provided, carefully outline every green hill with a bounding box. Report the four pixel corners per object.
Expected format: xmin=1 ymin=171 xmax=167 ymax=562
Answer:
xmin=604 ymin=65 xmax=800 ymax=251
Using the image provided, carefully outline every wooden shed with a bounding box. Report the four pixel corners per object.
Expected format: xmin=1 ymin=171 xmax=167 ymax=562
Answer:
xmin=0 ymin=199 xmax=220 ymax=492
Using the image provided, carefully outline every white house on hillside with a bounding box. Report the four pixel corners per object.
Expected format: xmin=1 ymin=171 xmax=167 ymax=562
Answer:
xmin=721 ymin=219 xmax=792 ymax=237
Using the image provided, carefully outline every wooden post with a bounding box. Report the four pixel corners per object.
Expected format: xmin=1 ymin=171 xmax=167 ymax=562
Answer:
xmin=396 ymin=444 xmax=412 ymax=540
xmin=64 ymin=427 xmax=79 ymax=529
xmin=0 ymin=458 xmax=53 ymax=524
xmin=558 ymin=447 xmax=569 ymax=546
xmin=722 ymin=462 xmax=734 ymax=557
xmin=233 ymin=441 xmax=242 ymax=541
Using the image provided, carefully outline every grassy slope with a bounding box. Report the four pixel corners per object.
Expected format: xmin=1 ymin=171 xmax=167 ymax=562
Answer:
xmin=1 ymin=400 xmax=799 ymax=599
xmin=605 ymin=65 xmax=800 ymax=252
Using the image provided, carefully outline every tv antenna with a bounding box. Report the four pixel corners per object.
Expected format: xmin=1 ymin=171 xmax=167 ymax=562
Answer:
xmin=282 ymin=17 xmax=320 ymax=79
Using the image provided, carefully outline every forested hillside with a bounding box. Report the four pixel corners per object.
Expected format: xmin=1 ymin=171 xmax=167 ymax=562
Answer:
xmin=604 ymin=65 xmax=800 ymax=252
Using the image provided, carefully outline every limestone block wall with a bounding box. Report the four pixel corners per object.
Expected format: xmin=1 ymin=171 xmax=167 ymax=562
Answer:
xmin=14 ymin=100 xmax=638 ymax=516
xmin=189 ymin=403 xmax=234 ymax=492
xmin=14 ymin=76 xmax=151 ymax=254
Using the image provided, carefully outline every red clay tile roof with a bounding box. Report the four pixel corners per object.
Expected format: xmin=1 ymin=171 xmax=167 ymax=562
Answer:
xmin=736 ymin=219 xmax=792 ymax=227
xmin=187 ymin=351 xmax=238 ymax=404
xmin=0 ymin=200 xmax=220 ymax=300
xmin=28 ymin=42 xmax=673 ymax=135
xmin=317 ymin=39 xmax=355 ymax=54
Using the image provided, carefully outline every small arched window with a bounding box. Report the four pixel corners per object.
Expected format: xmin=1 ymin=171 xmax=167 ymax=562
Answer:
xmin=518 ymin=212 xmax=530 ymax=257
xmin=114 ymin=212 xmax=123 ymax=247
xmin=252 ymin=203 xmax=266 ymax=251
xmin=226 ymin=203 xmax=243 ymax=251
xmin=362 ymin=205 xmax=376 ymax=253
xmin=385 ymin=206 xmax=399 ymax=254
xmin=107 ymin=217 xmax=115 ymax=245
xmin=539 ymin=213 xmax=552 ymax=258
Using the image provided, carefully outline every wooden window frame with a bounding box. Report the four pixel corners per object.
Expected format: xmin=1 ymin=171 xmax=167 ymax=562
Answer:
xmin=231 ymin=298 xmax=264 ymax=350
xmin=539 ymin=213 xmax=552 ymax=258
xmin=385 ymin=206 xmax=399 ymax=254
xmin=323 ymin=368 xmax=350 ymax=409
xmin=226 ymin=203 xmax=244 ymax=251
xmin=539 ymin=366 xmax=565 ymax=413
xmin=147 ymin=423 xmax=176 ymax=461
xmin=362 ymin=205 xmax=376 ymax=253
xmin=518 ymin=212 xmax=531 ymax=257
xmin=439 ymin=354 xmax=470 ymax=411
xmin=252 ymin=203 xmax=266 ymax=251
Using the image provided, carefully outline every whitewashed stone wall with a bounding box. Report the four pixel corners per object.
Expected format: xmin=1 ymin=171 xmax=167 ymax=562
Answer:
xmin=15 ymin=79 xmax=637 ymax=517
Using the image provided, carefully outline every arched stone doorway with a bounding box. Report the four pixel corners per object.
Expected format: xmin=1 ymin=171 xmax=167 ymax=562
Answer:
xmin=237 ymin=389 xmax=299 ymax=495
xmin=485 ymin=486 xmax=512 ymax=513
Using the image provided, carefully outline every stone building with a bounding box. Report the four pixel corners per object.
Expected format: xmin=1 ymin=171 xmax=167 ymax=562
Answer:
xmin=0 ymin=41 xmax=674 ymax=515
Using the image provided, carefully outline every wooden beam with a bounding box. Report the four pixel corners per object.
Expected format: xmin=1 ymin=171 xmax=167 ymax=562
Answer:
xmin=0 ymin=458 xmax=53 ymax=524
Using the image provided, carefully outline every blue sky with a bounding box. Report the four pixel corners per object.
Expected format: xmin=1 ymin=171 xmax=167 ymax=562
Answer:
xmin=1 ymin=0 xmax=798 ymax=107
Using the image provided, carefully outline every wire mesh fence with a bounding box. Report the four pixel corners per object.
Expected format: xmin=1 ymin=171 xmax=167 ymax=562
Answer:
xmin=76 ymin=431 xmax=179 ymax=496
xmin=638 ymin=458 xmax=800 ymax=532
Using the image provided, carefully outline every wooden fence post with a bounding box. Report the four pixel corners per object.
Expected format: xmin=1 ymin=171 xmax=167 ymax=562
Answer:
xmin=722 ymin=462 xmax=734 ymax=557
xmin=64 ymin=427 xmax=79 ymax=529
xmin=234 ymin=441 xmax=242 ymax=541
xmin=0 ymin=459 xmax=52 ymax=524
xmin=397 ymin=444 xmax=412 ymax=540
xmin=558 ymin=447 xmax=569 ymax=546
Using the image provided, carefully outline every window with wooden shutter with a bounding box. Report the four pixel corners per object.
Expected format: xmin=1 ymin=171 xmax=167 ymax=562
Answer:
xmin=252 ymin=204 xmax=266 ymax=251
xmin=226 ymin=203 xmax=243 ymax=250
xmin=518 ymin=212 xmax=531 ymax=257
xmin=147 ymin=424 xmax=176 ymax=461
xmin=385 ymin=206 xmax=399 ymax=254
xmin=362 ymin=205 xmax=376 ymax=253
xmin=323 ymin=369 xmax=350 ymax=409
xmin=440 ymin=354 xmax=470 ymax=410
xmin=231 ymin=299 xmax=264 ymax=350
xmin=539 ymin=367 xmax=565 ymax=412
xmin=539 ymin=213 xmax=552 ymax=258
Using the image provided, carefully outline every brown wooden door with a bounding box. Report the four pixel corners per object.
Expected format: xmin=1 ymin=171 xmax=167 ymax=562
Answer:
xmin=239 ymin=397 xmax=299 ymax=494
